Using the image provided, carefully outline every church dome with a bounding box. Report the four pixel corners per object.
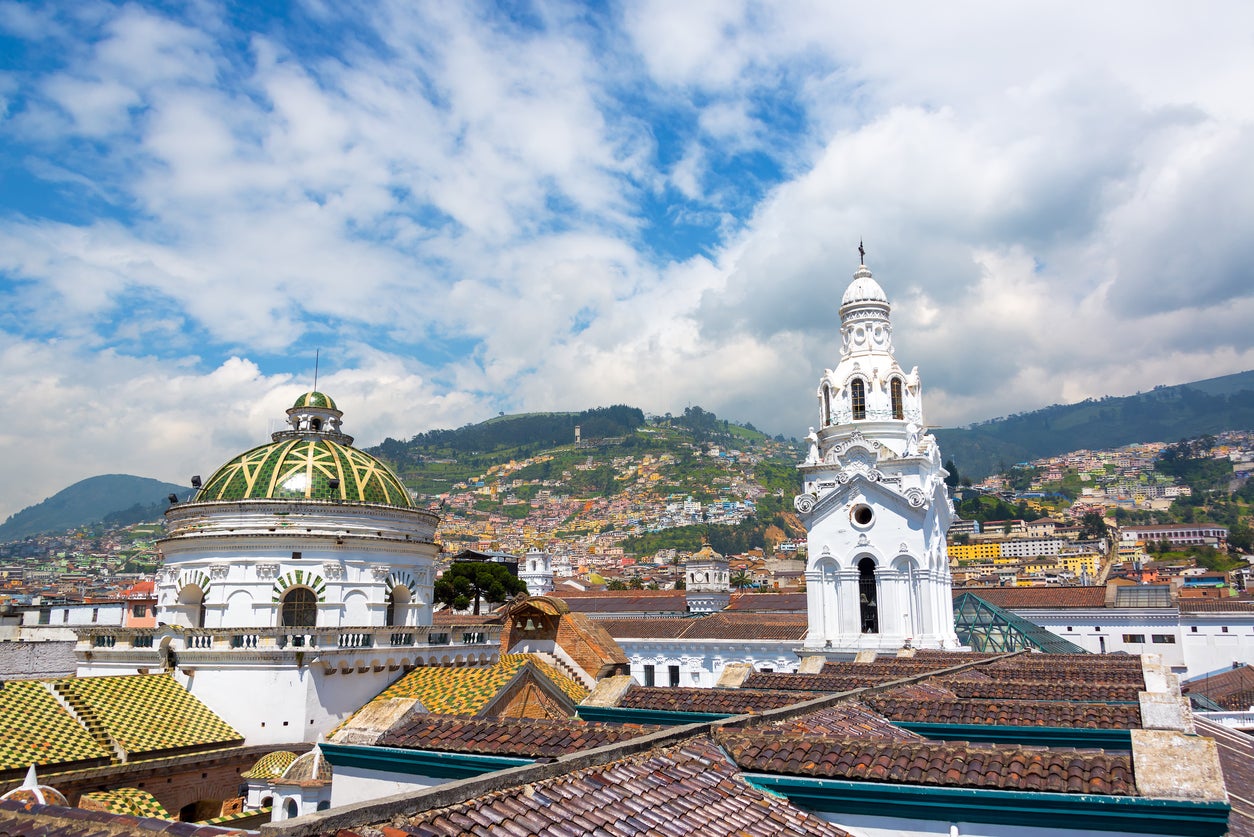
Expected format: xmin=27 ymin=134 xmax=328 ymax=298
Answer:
xmin=2 ymin=766 xmax=68 ymax=806
xmin=241 ymin=750 xmax=298 ymax=780
xmin=293 ymin=391 xmax=337 ymax=411
xmin=841 ymin=265 xmax=888 ymax=306
xmin=279 ymin=747 xmax=331 ymax=784
xmin=194 ymin=392 xmax=413 ymax=508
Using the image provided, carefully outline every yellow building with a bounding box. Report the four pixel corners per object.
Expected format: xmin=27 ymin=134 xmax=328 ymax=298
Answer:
xmin=948 ymin=542 xmax=1001 ymax=562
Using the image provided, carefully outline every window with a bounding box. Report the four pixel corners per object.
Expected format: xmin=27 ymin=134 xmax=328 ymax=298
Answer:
xmin=1223 ymin=626 xmax=1230 ymax=633
xmin=858 ymin=558 xmax=878 ymax=633
xmin=668 ymin=665 xmax=680 ymax=687
xmin=1099 ymin=637 xmax=1106 ymax=654
xmin=284 ymin=799 xmax=298 ymax=819
xmin=280 ymin=587 xmax=317 ymax=628
xmin=1122 ymin=634 xmax=1146 ymax=643
xmin=38 ymin=609 xmax=49 ymax=625
xmin=132 ymin=605 xmax=146 ymax=618
xmin=850 ymin=379 xmax=866 ymax=420
xmin=821 ymin=383 xmax=832 ymax=427
xmin=1191 ymin=626 xmax=1199 ymax=633
xmin=890 ymin=378 xmax=904 ymax=420
xmin=643 ymin=665 xmax=655 ymax=687
xmin=91 ymin=608 xmax=99 ymax=623
xmin=1066 ymin=626 xmax=1073 ymax=632
xmin=1152 ymin=634 xmax=1176 ymax=644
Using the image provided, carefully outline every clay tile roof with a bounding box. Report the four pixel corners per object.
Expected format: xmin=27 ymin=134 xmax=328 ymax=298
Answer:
xmin=939 ymin=679 xmax=1142 ymax=703
xmin=679 ymin=613 xmax=808 ymax=641
xmin=769 ymin=701 xmax=924 ymax=740
xmin=378 ymin=715 xmax=659 ymax=758
xmin=718 ymin=732 xmax=1136 ymax=796
xmin=725 ymin=592 xmax=807 ymax=612
xmin=386 ymin=737 xmax=854 ymax=837
xmin=594 ymin=618 xmax=694 ymax=639
xmin=958 ymin=587 xmax=1107 ymax=609
xmin=558 ymin=591 xmax=690 ymax=613
xmin=741 ymin=672 xmax=893 ymax=692
xmin=240 ymin=750 xmax=298 ymax=780
xmin=866 ymin=696 xmax=1143 ymax=729
xmin=1182 ymin=665 xmax=1254 ymax=710
xmin=1179 ymin=598 xmax=1254 ymax=612
xmin=618 ymin=686 xmax=822 ymax=715
xmin=1196 ymin=716 xmax=1254 ymax=837
xmin=78 ymin=787 xmax=171 ymax=819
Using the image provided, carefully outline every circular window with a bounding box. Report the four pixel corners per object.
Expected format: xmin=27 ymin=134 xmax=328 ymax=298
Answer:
xmin=851 ymin=504 xmax=874 ymax=527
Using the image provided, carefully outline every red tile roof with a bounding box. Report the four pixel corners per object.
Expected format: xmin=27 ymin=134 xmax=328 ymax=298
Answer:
xmin=597 ymin=613 xmax=808 ymax=641
xmin=381 ymin=738 xmax=854 ymax=837
xmin=1181 ymin=665 xmax=1254 ymax=711
xmin=767 ymin=701 xmax=924 ymax=741
xmin=619 ymin=686 xmax=821 ymax=714
xmin=0 ymin=798 xmax=248 ymax=835
xmin=941 ymin=679 xmax=1142 ymax=703
xmin=1179 ymin=598 xmax=1254 ymax=612
xmin=378 ymin=715 xmax=658 ymax=759
xmin=725 ymin=592 xmax=807 ymax=612
xmin=958 ymin=587 xmax=1107 ymax=609
xmin=1197 ymin=717 xmax=1254 ymax=837
xmin=718 ymin=733 xmax=1136 ymax=796
xmin=866 ymin=696 xmax=1143 ymax=729
xmin=560 ymin=591 xmax=689 ymax=613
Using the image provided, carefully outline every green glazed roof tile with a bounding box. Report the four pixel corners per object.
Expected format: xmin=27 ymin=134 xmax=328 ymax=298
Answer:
xmin=0 ymin=681 xmax=110 ymax=771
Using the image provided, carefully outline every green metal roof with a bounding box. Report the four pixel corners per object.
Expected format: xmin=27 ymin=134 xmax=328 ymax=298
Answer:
xmin=196 ymin=438 xmax=412 ymax=507
xmin=953 ymin=592 xmax=1087 ymax=654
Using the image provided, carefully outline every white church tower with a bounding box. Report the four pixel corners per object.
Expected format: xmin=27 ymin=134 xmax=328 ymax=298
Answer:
xmin=796 ymin=252 xmax=959 ymax=653
xmin=520 ymin=546 xmax=555 ymax=597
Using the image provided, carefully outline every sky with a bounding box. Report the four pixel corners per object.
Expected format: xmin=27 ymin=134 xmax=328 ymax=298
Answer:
xmin=2 ymin=1 xmax=1254 ymax=522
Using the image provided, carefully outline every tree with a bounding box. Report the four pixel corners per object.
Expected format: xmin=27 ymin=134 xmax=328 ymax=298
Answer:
xmin=434 ymin=561 xmax=528 ymax=615
xmin=1078 ymin=511 xmax=1108 ymax=541
xmin=730 ymin=570 xmax=752 ymax=591
xmin=606 ymin=578 xmax=629 ymax=591
xmin=944 ymin=460 xmax=960 ymax=489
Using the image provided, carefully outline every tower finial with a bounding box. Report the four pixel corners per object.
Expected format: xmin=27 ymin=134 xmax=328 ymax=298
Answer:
xmin=858 ymin=240 xmax=866 ymax=266
xmin=313 ymin=349 xmax=320 ymax=392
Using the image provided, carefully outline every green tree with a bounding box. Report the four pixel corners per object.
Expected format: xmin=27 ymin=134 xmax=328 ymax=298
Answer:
xmin=730 ymin=570 xmax=752 ymax=591
xmin=1078 ymin=511 xmax=1108 ymax=541
xmin=606 ymin=578 xmax=629 ymax=591
xmin=944 ymin=460 xmax=961 ymax=489
xmin=434 ymin=561 xmax=528 ymax=615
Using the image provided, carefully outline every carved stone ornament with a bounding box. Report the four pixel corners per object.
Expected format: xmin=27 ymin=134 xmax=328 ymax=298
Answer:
xmin=793 ymin=493 xmax=816 ymax=514
xmin=322 ymin=562 xmax=345 ymax=580
xmin=209 ymin=563 xmax=230 ymax=580
xmin=905 ymin=487 xmax=927 ymax=508
xmin=162 ymin=567 xmax=180 ymax=583
xmin=857 ymin=534 xmax=870 ymax=547
xmin=255 ymin=562 xmax=280 ymax=580
xmin=372 ymin=566 xmax=391 ymax=581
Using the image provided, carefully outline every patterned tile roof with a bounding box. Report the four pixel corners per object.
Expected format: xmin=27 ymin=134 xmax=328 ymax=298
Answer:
xmin=0 ymin=681 xmax=110 ymax=772
xmin=958 ymin=586 xmax=1107 ymax=609
xmin=345 ymin=654 xmax=588 ymax=723
xmin=372 ymin=738 xmax=853 ymax=837
xmin=79 ymin=787 xmax=171 ymax=819
xmin=618 ymin=686 xmax=823 ymax=715
xmin=0 ymin=798 xmax=249 ymax=836
xmin=767 ymin=701 xmax=924 ymax=741
xmin=719 ymin=732 xmax=1136 ymax=796
xmin=54 ymin=674 xmax=242 ymax=756
xmin=866 ymin=696 xmax=1144 ymax=728
xmin=240 ymin=750 xmax=298 ymax=779
xmin=378 ymin=715 xmax=659 ymax=758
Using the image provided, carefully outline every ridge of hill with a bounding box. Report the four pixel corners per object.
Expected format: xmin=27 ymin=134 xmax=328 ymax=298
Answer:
xmin=0 ymin=475 xmax=190 ymax=542
xmin=935 ymin=369 xmax=1254 ymax=480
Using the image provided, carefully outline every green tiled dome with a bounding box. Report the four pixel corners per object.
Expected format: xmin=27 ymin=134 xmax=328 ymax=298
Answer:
xmin=197 ymin=438 xmax=413 ymax=507
xmin=293 ymin=391 xmax=337 ymax=411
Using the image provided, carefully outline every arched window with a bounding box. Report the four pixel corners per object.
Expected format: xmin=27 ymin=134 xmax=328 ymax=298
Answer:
xmin=316 ymin=800 xmax=331 ymax=811
xmin=850 ymin=379 xmax=866 ymax=420
xmin=858 ymin=558 xmax=878 ymax=633
xmin=284 ymin=799 xmax=298 ymax=819
xmin=281 ymin=588 xmax=317 ymax=628
xmin=891 ymin=377 xmax=904 ymax=420
xmin=385 ymin=585 xmax=410 ymax=627
xmin=820 ymin=383 xmax=832 ymax=426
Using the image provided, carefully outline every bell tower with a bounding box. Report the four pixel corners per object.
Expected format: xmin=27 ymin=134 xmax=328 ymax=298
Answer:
xmin=796 ymin=253 xmax=959 ymax=652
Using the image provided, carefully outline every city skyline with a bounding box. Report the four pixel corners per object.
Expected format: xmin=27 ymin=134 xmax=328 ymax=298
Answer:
xmin=2 ymin=2 xmax=1253 ymax=521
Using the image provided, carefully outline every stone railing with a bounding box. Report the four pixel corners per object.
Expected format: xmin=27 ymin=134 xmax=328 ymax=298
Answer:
xmin=76 ymin=624 xmax=502 ymax=657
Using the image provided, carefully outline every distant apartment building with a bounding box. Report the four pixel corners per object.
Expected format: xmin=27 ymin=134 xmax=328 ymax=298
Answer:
xmin=1120 ymin=524 xmax=1229 ymax=550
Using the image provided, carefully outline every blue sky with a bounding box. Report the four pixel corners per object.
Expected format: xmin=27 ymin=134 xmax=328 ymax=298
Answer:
xmin=2 ymin=1 xmax=1254 ymax=521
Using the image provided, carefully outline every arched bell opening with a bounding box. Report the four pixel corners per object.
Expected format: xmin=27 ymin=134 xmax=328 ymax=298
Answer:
xmin=858 ymin=557 xmax=878 ymax=633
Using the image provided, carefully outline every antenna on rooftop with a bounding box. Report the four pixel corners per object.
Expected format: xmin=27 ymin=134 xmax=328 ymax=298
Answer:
xmin=313 ymin=349 xmax=320 ymax=391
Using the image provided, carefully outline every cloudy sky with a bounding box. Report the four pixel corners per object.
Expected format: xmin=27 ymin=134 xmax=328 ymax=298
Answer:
xmin=2 ymin=1 xmax=1253 ymax=521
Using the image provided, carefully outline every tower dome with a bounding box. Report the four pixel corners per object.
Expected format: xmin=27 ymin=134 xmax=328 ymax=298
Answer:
xmin=840 ymin=265 xmax=889 ymax=306
xmin=1 ymin=766 xmax=69 ymax=807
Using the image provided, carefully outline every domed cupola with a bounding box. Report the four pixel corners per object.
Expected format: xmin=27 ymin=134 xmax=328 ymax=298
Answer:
xmin=838 ymin=261 xmax=894 ymax=359
xmin=193 ymin=392 xmax=412 ymax=507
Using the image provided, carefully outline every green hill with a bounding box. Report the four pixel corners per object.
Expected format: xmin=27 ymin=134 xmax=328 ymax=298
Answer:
xmin=935 ymin=370 xmax=1254 ymax=479
xmin=0 ymin=475 xmax=190 ymax=541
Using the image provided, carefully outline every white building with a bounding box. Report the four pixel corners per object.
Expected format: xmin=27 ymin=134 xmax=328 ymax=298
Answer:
xmin=520 ymin=547 xmax=554 ymax=597
xmin=797 ymin=258 xmax=959 ymax=653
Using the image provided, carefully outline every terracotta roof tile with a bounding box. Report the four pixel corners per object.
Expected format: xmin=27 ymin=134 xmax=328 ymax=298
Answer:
xmin=1197 ymin=717 xmax=1254 ymax=837
xmin=939 ymin=679 xmax=1142 ymax=702
xmin=618 ymin=686 xmax=822 ymax=715
xmin=1179 ymin=598 xmax=1254 ymax=612
xmin=719 ymin=732 xmax=1136 ymax=796
xmin=866 ymin=696 xmax=1143 ymax=728
xmin=378 ymin=716 xmax=658 ymax=758
xmin=768 ymin=701 xmax=924 ymax=740
xmin=1182 ymin=664 xmax=1254 ymax=710
xmin=958 ymin=587 xmax=1107 ymax=609
xmin=725 ymin=593 xmax=807 ymax=612
xmin=388 ymin=738 xmax=853 ymax=837
xmin=597 ymin=613 xmax=808 ymax=642
xmin=560 ymin=591 xmax=689 ymax=613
